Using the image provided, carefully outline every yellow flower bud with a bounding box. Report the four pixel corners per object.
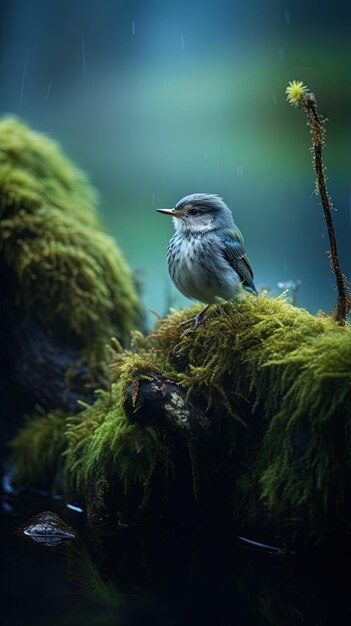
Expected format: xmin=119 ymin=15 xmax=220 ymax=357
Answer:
xmin=285 ymin=80 xmax=308 ymax=107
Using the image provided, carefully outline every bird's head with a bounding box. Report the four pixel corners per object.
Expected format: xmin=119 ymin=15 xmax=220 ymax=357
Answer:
xmin=157 ymin=193 xmax=234 ymax=234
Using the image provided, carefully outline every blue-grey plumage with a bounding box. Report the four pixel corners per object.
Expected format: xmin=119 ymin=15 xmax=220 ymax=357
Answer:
xmin=157 ymin=193 xmax=257 ymax=304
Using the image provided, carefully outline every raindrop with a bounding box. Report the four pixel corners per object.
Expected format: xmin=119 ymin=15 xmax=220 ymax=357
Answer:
xmin=66 ymin=503 xmax=84 ymax=513
xmin=271 ymin=93 xmax=277 ymax=106
xmin=218 ymin=151 xmax=225 ymax=174
xmin=1 ymin=501 xmax=13 ymax=514
xmin=204 ymin=151 xmax=208 ymax=160
xmin=81 ymin=31 xmax=86 ymax=77
xmin=238 ymin=535 xmax=291 ymax=554
xmin=236 ymin=165 xmax=244 ymax=177
xmin=132 ymin=20 xmax=135 ymax=35
xmin=46 ymin=80 xmax=51 ymax=100
xmin=284 ymin=9 xmax=291 ymax=25
xmin=18 ymin=51 xmax=29 ymax=112
xmin=2 ymin=470 xmax=15 ymax=494
xmin=116 ymin=518 xmax=128 ymax=529
xmin=278 ymin=47 xmax=285 ymax=60
xmin=152 ymin=191 xmax=156 ymax=206
xmin=180 ymin=33 xmax=185 ymax=50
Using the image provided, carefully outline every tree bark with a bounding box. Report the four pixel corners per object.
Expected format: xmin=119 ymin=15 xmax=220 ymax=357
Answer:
xmin=124 ymin=374 xmax=211 ymax=440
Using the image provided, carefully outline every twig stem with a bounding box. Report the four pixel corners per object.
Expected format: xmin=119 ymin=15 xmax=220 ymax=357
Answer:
xmin=303 ymin=92 xmax=348 ymax=325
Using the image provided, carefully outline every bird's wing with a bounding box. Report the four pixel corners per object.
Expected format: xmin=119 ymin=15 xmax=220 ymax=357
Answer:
xmin=220 ymin=228 xmax=257 ymax=293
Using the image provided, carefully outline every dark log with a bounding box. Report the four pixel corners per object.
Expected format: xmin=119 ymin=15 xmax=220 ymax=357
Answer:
xmin=4 ymin=312 xmax=100 ymax=412
xmin=124 ymin=374 xmax=211 ymax=440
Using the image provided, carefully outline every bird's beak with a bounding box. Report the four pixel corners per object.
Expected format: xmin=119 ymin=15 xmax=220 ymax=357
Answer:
xmin=156 ymin=208 xmax=181 ymax=217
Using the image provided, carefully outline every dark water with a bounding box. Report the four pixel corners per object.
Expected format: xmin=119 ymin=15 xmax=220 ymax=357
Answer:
xmin=1 ymin=493 xmax=351 ymax=626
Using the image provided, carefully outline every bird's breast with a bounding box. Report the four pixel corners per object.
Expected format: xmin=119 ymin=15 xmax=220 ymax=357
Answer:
xmin=166 ymin=233 xmax=239 ymax=303
xmin=167 ymin=234 xmax=201 ymax=279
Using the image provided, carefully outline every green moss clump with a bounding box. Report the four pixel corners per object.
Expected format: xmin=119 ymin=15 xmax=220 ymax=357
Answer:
xmin=11 ymin=295 xmax=351 ymax=545
xmin=12 ymin=383 xmax=175 ymax=515
xmin=0 ymin=117 xmax=142 ymax=372
xmin=65 ymin=385 xmax=175 ymax=509
xmin=150 ymin=296 xmax=343 ymax=418
xmin=11 ymin=409 xmax=68 ymax=491
xmin=259 ymin=329 xmax=351 ymax=534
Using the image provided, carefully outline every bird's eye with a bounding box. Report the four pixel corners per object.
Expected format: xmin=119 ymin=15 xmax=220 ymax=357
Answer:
xmin=189 ymin=208 xmax=199 ymax=216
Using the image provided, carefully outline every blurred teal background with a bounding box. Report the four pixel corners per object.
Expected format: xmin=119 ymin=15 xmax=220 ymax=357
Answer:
xmin=1 ymin=0 xmax=350 ymax=320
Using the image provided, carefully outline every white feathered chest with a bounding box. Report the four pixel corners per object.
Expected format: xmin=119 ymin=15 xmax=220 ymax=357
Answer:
xmin=166 ymin=231 xmax=240 ymax=303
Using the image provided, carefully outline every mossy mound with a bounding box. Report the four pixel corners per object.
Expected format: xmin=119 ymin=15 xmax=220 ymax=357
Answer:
xmin=11 ymin=296 xmax=351 ymax=546
xmin=0 ymin=117 xmax=142 ymax=412
xmin=0 ymin=116 xmax=141 ymax=348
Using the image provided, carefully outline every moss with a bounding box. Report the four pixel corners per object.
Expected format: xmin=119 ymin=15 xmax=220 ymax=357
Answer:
xmin=150 ymin=296 xmax=342 ymax=419
xmin=11 ymin=295 xmax=351 ymax=544
xmin=65 ymin=385 xmax=174 ymax=500
xmin=12 ymin=386 xmax=176 ymax=514
xmin=0 ymin=117 xmax=98 ymax=225
xmin=258 ymin=329 xmax=351 ymax=539
xmin=67 ymin=545 xmax=126 ymax=611
xmin=11 ymin=409 xmax=68 ymax=491
xmin=0 ymin=117 xmax=142 ymax=375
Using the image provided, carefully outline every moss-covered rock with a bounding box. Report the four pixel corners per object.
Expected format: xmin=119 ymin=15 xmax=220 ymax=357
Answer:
xmin=0 ymin=118 xmax=142 ymax=418
xmin=11 ymin=295 xmax=351 ymax=547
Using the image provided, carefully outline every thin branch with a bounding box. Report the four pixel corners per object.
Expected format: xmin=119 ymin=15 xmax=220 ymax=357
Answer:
xmin=286 ymin=81 xmax=348 ymax=325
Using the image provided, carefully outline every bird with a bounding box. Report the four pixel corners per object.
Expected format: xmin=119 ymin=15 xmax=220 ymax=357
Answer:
xmin=157 ymin=193 xmax=257 ymax=330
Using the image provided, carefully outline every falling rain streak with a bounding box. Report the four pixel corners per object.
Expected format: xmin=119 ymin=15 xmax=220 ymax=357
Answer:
xmin=218 ymin=151 xmax=224 ymax=174
xmin=132 ymin=20 xmax=135 ymax=35
xmin=18 ymin=52 xmax=29 ymax=112
xmin=81 ymin=31 xmax=86 ymax=77
xmin=180 ymin=33 xmax=185 ymax=50
xmin=284 ymin=9 xmax=291 ymax=25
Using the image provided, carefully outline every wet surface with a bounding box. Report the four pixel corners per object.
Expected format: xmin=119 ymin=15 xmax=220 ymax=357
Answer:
xmin=1 ymin=492 xmax=351 ymax=626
